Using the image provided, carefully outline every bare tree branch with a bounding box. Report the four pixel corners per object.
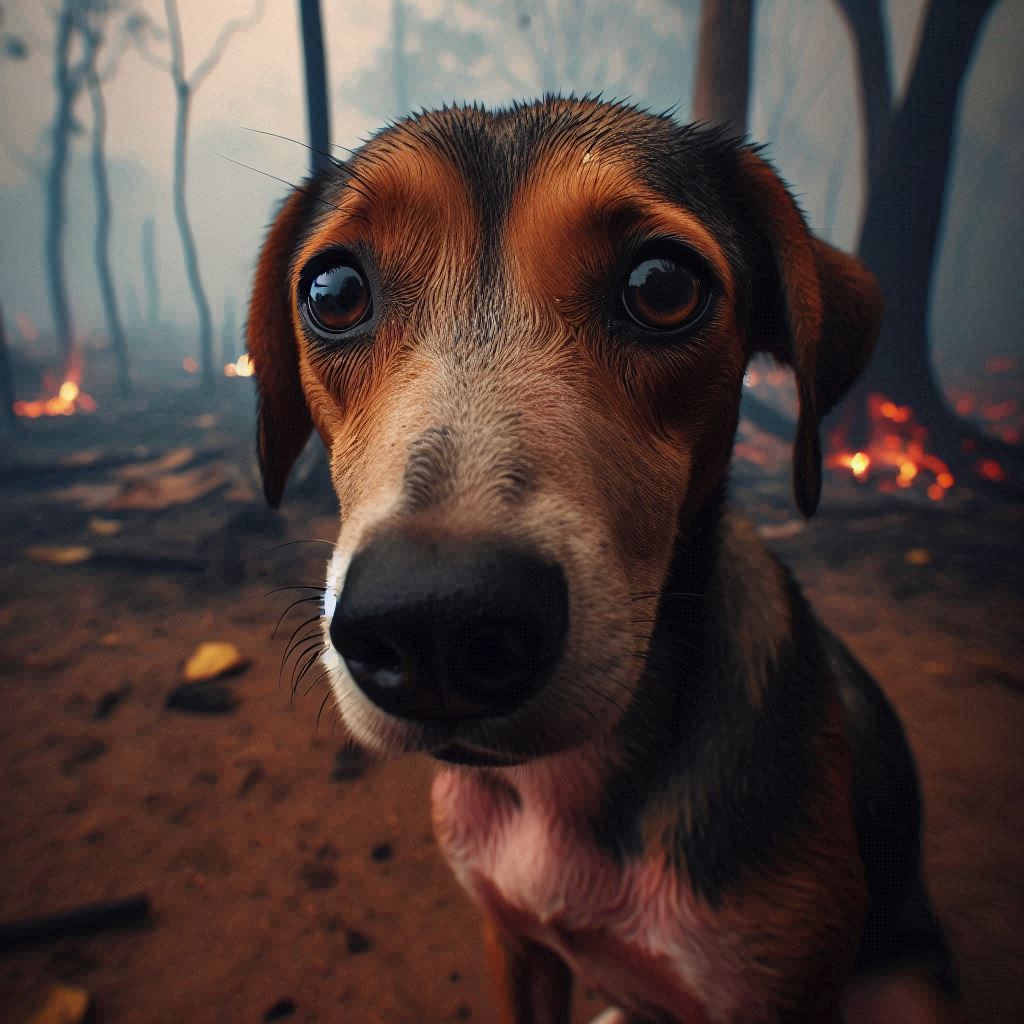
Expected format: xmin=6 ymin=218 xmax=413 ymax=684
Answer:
xmin=188 ymin=0 xmax=265 ymax=92
xmin=132 ymin=27 xmax=172 ymax=73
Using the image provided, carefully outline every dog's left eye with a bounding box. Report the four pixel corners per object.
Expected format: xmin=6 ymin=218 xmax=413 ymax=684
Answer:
xmin=622 ymin=246 xmax=709 ymax=332
xmin=305 ymin=261 xmax=372 ymax=335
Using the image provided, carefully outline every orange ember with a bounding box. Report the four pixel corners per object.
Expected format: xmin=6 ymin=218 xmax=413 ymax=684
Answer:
xmin=826 ymin=392 xmax=961 ymax=501
xmin=14 ymin=373 xmax=96 ymax=419
xmin=976 ymin=459 xmax=1006 ymax=482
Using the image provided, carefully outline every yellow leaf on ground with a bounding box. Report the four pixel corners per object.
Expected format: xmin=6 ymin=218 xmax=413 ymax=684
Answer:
xmin=26 ymin=545 xmax=93 ymax=566
xmin=184 ymin=641 xmax=248 ymax=682
xmin=27 ymin=983 xmax=92 ymax=1024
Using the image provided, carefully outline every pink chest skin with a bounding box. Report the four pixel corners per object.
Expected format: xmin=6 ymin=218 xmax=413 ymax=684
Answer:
xmin=432 ymin=757 xmax=774 ymax=1023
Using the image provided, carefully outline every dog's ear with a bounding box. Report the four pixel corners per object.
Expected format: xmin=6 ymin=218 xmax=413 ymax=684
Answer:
xmin=737 ymin=149 xmax=882 ymax=517
xmin=247 ymin=188 xmax=316 ymax=508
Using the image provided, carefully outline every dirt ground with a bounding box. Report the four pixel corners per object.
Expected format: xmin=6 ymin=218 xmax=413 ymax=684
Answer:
xmin=0 ymin=388 xmax=1021 ymax=1023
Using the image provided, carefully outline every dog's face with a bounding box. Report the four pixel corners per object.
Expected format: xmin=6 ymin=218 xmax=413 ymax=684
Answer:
xmin=248 ymin=99 xmax=880 ymax=765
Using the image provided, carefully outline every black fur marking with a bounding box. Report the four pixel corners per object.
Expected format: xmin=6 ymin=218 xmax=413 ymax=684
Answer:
xmin=589 ymin=486 xmax=828 ymax=905
xmin=825 ymin=631 xmax=958 ymax=994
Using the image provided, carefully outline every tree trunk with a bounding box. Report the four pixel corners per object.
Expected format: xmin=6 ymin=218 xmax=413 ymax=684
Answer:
xmin=142 ymin=216 xmax=160 ymax=330
xmin=0 ymin=302 xmax=16 ymax=429
xmin=834 ymin=0 xmax=892 ymax=187
xmin=298 ymin=0 xmax=331 ymax=173
xmin=221 ymin=292 xmax=237 ymax=365
xmin=692 ymin=0 xmax=752 ymax=133
xmin=391 ymin=0 xmax=408 ymax=116
xmin=843 ymin=0 xmax=1002 ymax=460
xmin=171 ymin=79 xmax=215 ymax=394
xmin=86 ymin=51 xmax=131 ymax=396
xmin=44 ymin=5 xmax=79 ymax=376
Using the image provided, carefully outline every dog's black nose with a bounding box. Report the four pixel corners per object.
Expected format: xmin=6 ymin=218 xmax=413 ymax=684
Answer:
xmin=329 ymin=535 xmax=568 ymax=721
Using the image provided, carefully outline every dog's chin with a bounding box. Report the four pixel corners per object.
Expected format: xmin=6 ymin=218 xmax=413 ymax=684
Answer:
xmin=428 ymin=743 xmax=527 ymax=768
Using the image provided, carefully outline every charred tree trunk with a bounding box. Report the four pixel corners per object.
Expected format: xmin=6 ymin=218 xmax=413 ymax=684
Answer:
xmin=221 ymin=293 xmax=237 ymax=366
xmin=165 ymin=0 xmax=215 ymax=395
xmin=45 ymin=4 xmax=81 ymax=376
xmin=692 ymin=0 xmax=752 ymax=134
xmin=170 ymin=78 xmax=215 ymax=393
xmin=298 ymin=0 xmax=331 ymax=173
xmin=85 ymin=33 xmax=130 ymax=396
xmin=840 ymin=0 xmax=1011 ymax=467
xmin=296 ymin=0 xmax=334 ymax=498
xmin=142 ymin=217 xmax=160 ymax=331
xmin=692 ymin=0 xmax=792 ymax=442
xmin=834 ymin=0 xmax=892 ymax=187
xmin=156 ymin=0 xmax=262 ymax=395
xmin=0 ymin=302 xmax=16 ymax=429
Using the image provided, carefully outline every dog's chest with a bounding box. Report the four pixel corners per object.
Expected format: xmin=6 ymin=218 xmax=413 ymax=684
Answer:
xmin=432 ymin=768 xmax=761 ymax=1022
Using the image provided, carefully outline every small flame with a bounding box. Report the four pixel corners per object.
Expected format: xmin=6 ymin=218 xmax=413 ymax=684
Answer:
xmin=224 ymin=353 xmax=254 ymax=378
xmin=14 ymin=376 xmax=95 ymax=418
xmin=831 ymin=450 xmax=871 ymax=479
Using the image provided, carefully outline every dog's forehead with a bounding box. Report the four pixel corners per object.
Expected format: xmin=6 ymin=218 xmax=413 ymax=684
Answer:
xmin=308 ymin=100 xmax=745 ymax=256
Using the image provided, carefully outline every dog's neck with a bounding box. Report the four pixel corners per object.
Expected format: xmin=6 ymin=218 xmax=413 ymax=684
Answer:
xmin=593 ymin=486 xmax=831 ymax=902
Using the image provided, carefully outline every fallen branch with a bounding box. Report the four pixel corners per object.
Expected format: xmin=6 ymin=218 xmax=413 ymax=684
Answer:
xmin=0 ymin=893 xmax=150 ymax=952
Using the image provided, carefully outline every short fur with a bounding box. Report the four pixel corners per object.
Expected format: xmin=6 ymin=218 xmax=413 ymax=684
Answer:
xmin=247 ymin=98 xmax=954 ymax=1022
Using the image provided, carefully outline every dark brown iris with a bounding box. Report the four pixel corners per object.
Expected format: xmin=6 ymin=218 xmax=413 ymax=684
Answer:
xmin=306 ymin=263 xmax=372 ymax=334
xmin=622 ymin=254 xmax=705 ymax=331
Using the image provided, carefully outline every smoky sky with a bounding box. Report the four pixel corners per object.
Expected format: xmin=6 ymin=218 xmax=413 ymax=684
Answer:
xmin=0 ymin=0 xmax=1020 ymax=372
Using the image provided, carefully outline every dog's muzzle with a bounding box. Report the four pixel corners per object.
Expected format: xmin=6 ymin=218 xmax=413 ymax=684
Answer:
xmin=329 ymin=533 xmax=568 ymax=722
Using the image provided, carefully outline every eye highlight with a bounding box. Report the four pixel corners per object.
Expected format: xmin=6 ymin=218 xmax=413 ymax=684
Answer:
xmin=621 ymin=244 xmax=710 ymax=333
xmin=304 ymin=259 xmax=372 ymax=337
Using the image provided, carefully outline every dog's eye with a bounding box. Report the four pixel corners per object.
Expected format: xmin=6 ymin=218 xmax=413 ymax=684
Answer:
xmin=622 ymin=249 xmax=708 ymax=332
xmin=305 ymin=263 xmax=372 ymax=335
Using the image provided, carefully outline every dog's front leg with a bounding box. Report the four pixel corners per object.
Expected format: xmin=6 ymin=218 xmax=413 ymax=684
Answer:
xmin=484 ymin=912 xmax=572 ymax=1024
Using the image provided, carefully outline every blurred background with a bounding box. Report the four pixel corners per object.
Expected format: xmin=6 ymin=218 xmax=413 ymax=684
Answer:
xmin=0 ymin=2 xmax=1021 ymax=1023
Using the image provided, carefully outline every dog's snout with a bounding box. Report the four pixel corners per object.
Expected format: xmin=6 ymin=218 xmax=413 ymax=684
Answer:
xmin=330 ymin=535 xmax=568 ymax=721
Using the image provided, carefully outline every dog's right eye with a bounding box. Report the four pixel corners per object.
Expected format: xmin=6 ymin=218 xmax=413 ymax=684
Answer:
xmin=305 ymin=262 xmax=372 ymax=336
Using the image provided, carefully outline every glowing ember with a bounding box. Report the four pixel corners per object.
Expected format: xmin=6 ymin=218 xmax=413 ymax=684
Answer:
xmin=826 ymin=392 xmax=963 ymax=500
xmin=224 ymin=353 xmax=254 ymax=378
xmin=985 ymin=355 xmax=1016 ymax=375
xmin=14 ymin=377 xmax=96 ymax=418
xmin=976 ymin=459 xmax=1006 ymax=482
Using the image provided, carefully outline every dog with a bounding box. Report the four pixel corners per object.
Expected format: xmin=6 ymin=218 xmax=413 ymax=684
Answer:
xmin=247 ymin=98 xmax=956 ymax=1023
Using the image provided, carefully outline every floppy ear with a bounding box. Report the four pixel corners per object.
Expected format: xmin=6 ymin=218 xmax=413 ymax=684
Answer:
xmin=737 ymin=149 xmax=882 ymax=517
xmin=247 ymin=188 xmax=317 ymax=508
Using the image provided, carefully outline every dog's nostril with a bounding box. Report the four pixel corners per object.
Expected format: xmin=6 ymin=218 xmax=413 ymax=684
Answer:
xmin=335 ymin=630 xmax=405 ymax=690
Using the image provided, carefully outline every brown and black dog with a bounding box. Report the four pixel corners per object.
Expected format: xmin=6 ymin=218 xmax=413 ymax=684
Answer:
xmin=247 ymin=98 xmax=956 ymax=1023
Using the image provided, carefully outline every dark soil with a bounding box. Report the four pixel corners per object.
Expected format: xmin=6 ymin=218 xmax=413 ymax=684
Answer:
xmin=0 ymin=386 xmax=1020 ymax=1023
